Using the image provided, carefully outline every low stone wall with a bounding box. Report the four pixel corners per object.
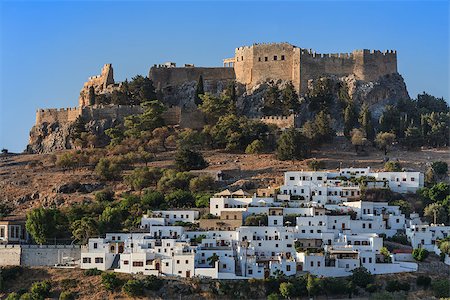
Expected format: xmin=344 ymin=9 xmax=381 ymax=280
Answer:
xmin=0 ymin=245 xmax=21 ymax=266
xmin=0 ymin=245 xmax=81 ymax=267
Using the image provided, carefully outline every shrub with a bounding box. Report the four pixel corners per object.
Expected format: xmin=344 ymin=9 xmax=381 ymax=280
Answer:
xmin=101 ymin=272 xmax=122 ymax=291
xmin=84 ymin=268 xmax=102 ymax=276
xmin=30 ymin=280 xmax=52 ymax=299
xmin=95 ymin=158 xmax=122 ymax=181
xmin=384 ymin=161 xmax=402 ymax=172
xmin=175 ymin=148 xmax=208 ymax=171
xmin=95 ymin=189 xmax=115 ymax=202
xmin=416 ymin=275 xmax=431 ymax=289
xmin=431 ymin=279 xmax=450 ymax=298
xmin=144 ymin=275 xmax=163 ymax=291
xmin=245 ymin=140 xmax=264 ymax=154
xmin=195 ymin=193 xmax=211 ymax=208
xmin=365 ymin=283 xmax=380 ymax=293
xmin=60 ymin=279 xmax=78 ymax=289
xmin=244 ymin=214 xmax=268 ymax=226
xmin=141 ymin=190 xmax=165 ymax=209
xmin=189 ymin=175 xmax=215 ymax=192
xmin=122 ymin=279 xmax=144 ymax=297
xmin=59 ymin=291 xmax=75 ymax=300
xmin=431 ymin=161 xmax=448 ymax=175
xmin=385 ymin=280 xmax=410 ymax=292
xmin=412 ymin=248 xmax=429 ymax=262
xmin=5 ymin=293 xmax=20 ymax=300
xmin=267 ymin=293 xmax=280 ymax=300
xmin=307 ymin=159 xmax=325 ymax=171
xmin=351 ymin=267 xmax=374 ymax=288
xmin=165 ymin=190 xmax=195 ymax=208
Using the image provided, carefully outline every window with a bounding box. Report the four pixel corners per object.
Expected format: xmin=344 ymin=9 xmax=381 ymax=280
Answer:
xmin=369 ymin=257 xmax=372 ymax=263
xmin=124 ymin=260 xmax=129 ymax=265
xmin=112 ymin=236 xmax=115 ymax=241
xmin=318 ymin=261 xmax=321 ymax=267
xmin=95 ymin=257 xmax=104 ymax=264
xmin=177 ymin=260 xmax=180 ymax=264
xmin=362 ymin=258 xmax=366 ymax=263
xmin=248 ymin=269 xmax=253 ymax=274
xmin=317 ymin=176 xmax=323 ymax=180
xmin=215 ymin=205 xmax=219 ymax=209
xmin=363 ymin=223 xmax=366 ymax=229
xmin=0 ymin=227 xmax=4 ymax=238
xmin=286 ymin=265 xmax=291 ymax=271
xmin=223 ymin=264 xmax=227 ymax=269
xmin=274 ymin=220 xmax=278 ymax=225
xmin=310 ymin=261 xmax=314 ymax=267
xmin=165 ymin=262 xmax=169 ymax=267
xmin=274 ymin=55 xmax=278 ymax=60
xmin=290 ymin=176 xmax=295 ymax=180
xmin=241 ymin=56 xmax=243 ymax=61
xmin=275 ymin=244 xmax=279 ymax=248
xmin=93 ymin=243 xmax=98 ymax=249
xmin=265 ymin=57 xmax=268 ymax=61
xmin=118 ymin=236 xmax=121 ymax=241
xmin=258 ymin=57 xmax=261 ymax=62
xmin=281 ymin=55 xmax=285 ymax=60
xmin=411 ymin=177 xmax=415 ymax=181
xmin=186 ymin=260 xmax=189 ymax=264
xmin=368 ymin=223 xmax=372 ymax=229
xmin=83 ymin=257 xmax=91 ymax=263
xmin=132 ymin=261 xmax=144 ymax=267
xmin=396 ymin=219 xmax=399 ymax=223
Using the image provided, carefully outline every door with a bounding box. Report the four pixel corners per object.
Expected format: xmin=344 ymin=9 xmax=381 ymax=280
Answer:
xmin=186 ymin=270 xmax=191 ymax=278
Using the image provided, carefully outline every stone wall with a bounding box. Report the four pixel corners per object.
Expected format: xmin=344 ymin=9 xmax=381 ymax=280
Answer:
xmin=35 ymin=107 xmax=81 ymax=125
xmin=149 ymin=66 xmax=235 ymax=90
xmin=0 ymin=245 xmax=21 ymax=266
xmin=256 ymin=114 xmax=300 ymax=129
xmin=231 ymin=43 xmax=398 ymax=94
xmin=79 ymin=64 xmax=116 ymax=107
xmin=0 ymin=245 xmax=81 ymax=266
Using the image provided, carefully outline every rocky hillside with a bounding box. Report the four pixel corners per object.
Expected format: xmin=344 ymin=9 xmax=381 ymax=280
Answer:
xmin=26 ymin=72 xmax=409 ymax=154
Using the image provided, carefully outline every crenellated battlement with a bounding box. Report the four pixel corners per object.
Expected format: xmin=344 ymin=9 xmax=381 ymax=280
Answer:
xmin=35 ymin=107 xmax=81 ymax=125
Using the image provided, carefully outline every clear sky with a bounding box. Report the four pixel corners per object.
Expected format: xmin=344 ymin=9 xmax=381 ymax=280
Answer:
xmin=0 ymin=0 xmax=448 ymax=153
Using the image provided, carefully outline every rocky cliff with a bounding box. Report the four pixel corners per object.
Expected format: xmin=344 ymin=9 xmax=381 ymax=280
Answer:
xmin=27 ymin=118 xmax=117 ymax=154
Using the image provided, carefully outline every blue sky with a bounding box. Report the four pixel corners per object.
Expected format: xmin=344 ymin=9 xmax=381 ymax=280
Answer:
xmin=0 ymin=0 xmax=448 ymax=152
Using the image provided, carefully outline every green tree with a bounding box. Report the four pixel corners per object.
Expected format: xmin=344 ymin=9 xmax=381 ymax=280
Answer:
xmin=122 ymin=279 xmax=144 ymax=297
xmin=245 ymin=139 xmax=264 ymax=154
xmin=314 ymin=110 xmax=335 ymax=143
xmin=70 ymin=217 xmax=98 ymax=244
xmin=375 ymin=132 xmax=396 ymax=155
xmin=128 ymin=75 xmax=157 ymax=104
xmin=423 ymin=202 xmax=448 ymax=224
xmin=207 ymin=253 xmax=219 ymax=267
xmin=307 ymin=159 xmax=324 ymax=171
xmin=157 ymin=170 xmax=194 ymax=193
xmin=26 ymin=208 xmax=67 ymax=244
xmin=194 ymin=75 xmax=204 ymax=106
xmin=199 ymin=93 xmax=233 ymax=123
xmin=306 ymin=274 xmax=321 ymax=297
xmin=344 ymin=103 xmax=358 ymax=137
xmin=412 ymin=248 xmax=429 ymax=261
xmin=59 ymin=291 xmax=75 ymax=300
xmin=384 ymin=161 xmax=402 ymax=172
xmin=30 ymin=280 xmax=51 ymax=300
xmin=279 ymin=282 xmax=294 ymax=299
xmin=359 ymin=104 xmax=375 ymax=141
xmin=124 ymin=167 xmax=156 ymax=193
xmin=350 ymin=128 xmax=367 ymax=153
xmin=175 ymin=148 xmax=208 ymax=171
xmin=276 ymin=128 xmax=309 ymax=161
xmin=101 ymin=272 xmax=122 ymax=291
xmin=99 ymin=206 xmax=123 ymax=233
xmin=402 ymin=125 xmax=422 ymax=149
xmin=379 ymin=105 xmax=401 ymax=134
xmin=141 ymin=190 xmax=165 ymax=209
xmin=189 ymin=175 xmax=215 ymax=193
xmin=56 ymin=152 xmax=77 ymax=171
xmin=281 ymin=82 xmax=300 ymax=115
xmin=165 ymin=190 xmax=195 ymax=208
xmin=244 ymin=214 xmax=268 ymax=226
xmin=350 ymin=267 xmax=374 ymax=288
xmin=124 ymin=100 xmax=166 ymax=139
xmin=262 ymin=86 xmax=282 ymax=115
xmin=95 ymin=158 xmax=122 ymax=181
xmin=431 ymin=161 xmax=448 ymax=176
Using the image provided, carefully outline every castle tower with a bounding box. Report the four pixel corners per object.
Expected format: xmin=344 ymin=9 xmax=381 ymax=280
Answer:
xmin=78 ymin=64 xmax=115 ymax=107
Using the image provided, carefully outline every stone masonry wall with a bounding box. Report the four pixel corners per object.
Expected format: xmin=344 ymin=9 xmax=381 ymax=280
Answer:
xmin=35 ymin=107 xmax=81 ymax=125
xmin=149 ymin=67 xmax=235 ymax=90
xmin=232 ymin=43 xmax=398 ymax=94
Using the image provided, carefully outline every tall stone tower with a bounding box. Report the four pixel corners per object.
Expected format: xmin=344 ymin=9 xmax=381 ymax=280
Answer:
xmin=78 ymin=64 xmax=115 ymax=107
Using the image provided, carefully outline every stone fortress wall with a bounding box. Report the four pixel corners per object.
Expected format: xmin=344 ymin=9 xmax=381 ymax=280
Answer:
xmin=256 ymin=114 xmax=301 ymax=130
xmin=228 ymin=42 xmax=397 ymax=93
xmin=149 ymin=65 xmax=235 ymax=90
xmin=35 ymin=107 xmax=81 ymax=125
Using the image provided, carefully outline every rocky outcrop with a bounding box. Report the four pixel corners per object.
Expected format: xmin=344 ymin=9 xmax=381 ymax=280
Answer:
xmin=27 ymin=118 xmax=119 ymax=154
